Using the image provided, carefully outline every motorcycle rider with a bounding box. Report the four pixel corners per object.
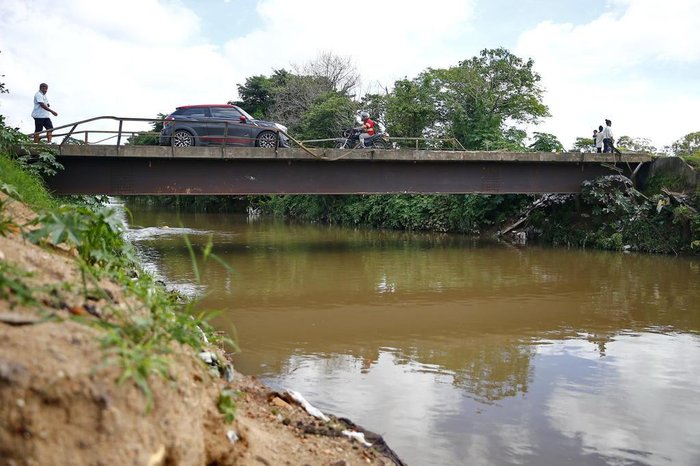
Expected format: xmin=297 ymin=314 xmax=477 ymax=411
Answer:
xmin=357 ymin=111 xmax=375 ymax=148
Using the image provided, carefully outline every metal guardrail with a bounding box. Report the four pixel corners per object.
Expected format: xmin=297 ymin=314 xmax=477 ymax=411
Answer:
xmin=28 ymin=115 xmax=283 ymax=149
xmin=29 ymin=115 xmax=468 ymax=153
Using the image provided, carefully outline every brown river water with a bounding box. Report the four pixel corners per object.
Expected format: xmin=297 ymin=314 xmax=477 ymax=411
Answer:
xmin=124 ymin=203 xmax=700 ymax=466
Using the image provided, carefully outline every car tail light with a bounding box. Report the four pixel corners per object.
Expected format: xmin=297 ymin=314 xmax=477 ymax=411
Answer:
xmin=163 ymin=115 xmax=174 ymax=127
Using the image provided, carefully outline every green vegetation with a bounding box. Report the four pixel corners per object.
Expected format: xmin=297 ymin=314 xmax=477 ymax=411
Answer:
xmin=525 ymin=176 xmax=700 ymax=254
xmin=257 ymin=194 xmax=531 ymax=234
xmin=0 ymin=111 xmax=237 ymax=413
xmin=218 ymin=389 xmax=240 ymax=423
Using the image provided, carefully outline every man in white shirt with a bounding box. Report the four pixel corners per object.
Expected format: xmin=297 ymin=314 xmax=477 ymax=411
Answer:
xmin=601 ymin=119 xmax=616 ymax=154
xmin=31 ymin=83 xmax=58 ymax=143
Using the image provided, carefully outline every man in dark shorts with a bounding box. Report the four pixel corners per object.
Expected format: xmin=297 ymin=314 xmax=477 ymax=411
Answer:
xmin=31 ymin=83 xmax=58 ymax=143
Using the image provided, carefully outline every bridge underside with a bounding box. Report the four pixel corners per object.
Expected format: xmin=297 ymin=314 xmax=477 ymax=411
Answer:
xmin=46 ymin=153 xmax=643 ymax=195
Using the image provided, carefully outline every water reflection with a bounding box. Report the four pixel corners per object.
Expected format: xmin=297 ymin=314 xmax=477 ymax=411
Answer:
xmin=125 ymin=203 xmax=700 ymax=466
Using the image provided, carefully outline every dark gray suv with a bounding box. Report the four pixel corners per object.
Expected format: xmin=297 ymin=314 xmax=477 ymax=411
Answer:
xmin=159 ymin=104 xmax=289 ymax=148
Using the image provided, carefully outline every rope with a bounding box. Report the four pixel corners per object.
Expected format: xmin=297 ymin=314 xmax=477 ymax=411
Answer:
xmin=280 ymin=130 xmax=374 ymax=162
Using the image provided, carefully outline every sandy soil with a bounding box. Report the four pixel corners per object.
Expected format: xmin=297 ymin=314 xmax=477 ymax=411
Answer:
xmin=0 ymin=193 xmax=403 ymax=466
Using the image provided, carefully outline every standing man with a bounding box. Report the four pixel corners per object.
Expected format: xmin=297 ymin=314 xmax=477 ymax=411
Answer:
xmin=31 ymin=83 xmax=58 ymax=143
xmin=601 ymin=119 xmax=614 ymax=153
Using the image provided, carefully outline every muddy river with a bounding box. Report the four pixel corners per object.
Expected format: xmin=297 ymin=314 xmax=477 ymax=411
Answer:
xmin=125 ymin=203 xmax=700 ymax=466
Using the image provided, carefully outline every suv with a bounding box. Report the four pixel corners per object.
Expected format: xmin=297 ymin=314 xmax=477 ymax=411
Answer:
xmin=159 ymin=104 xmax=289 ymax=148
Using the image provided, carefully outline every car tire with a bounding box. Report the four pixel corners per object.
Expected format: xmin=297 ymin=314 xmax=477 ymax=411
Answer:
xmin=173 ymin=129 xmax=195 ymax=147
xmin=256 ymin=131 xmax=278 ymax=148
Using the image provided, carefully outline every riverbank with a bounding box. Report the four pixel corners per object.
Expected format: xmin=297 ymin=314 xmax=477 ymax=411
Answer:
xmin=0 ymin=155 xmax=403 ymax=465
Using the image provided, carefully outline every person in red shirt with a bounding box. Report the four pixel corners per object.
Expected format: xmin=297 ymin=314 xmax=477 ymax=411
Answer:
xmin=358 ymin=111 xmax=375 ymax=147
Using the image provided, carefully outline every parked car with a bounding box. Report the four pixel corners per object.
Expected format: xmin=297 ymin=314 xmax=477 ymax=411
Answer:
xmin=159 ymin=104 xmax=289 ymax=148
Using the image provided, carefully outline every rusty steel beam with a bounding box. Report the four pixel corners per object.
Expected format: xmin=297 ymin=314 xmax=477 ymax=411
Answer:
xmin=45 ymin=156 xmax=642 ymax=195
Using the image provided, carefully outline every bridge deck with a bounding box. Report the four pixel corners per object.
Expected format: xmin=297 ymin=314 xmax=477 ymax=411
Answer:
xmin=45 ymin=145 xmax=652 ymax=196
xmin=54 ymin=144 xmax=650 ymax=163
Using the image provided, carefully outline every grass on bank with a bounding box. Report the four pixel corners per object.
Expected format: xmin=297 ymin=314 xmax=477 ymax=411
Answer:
xmin=1 ymin=141 xmax=238 ymax=413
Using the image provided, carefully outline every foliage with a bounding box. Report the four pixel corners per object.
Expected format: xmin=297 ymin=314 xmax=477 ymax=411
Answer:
xmin=0 ymin=153 xmax=56 ymax=211
xmin=427 ymin=48 xmax=549 ymax=150
xmin=529 ymin=132 xmax=564 ymax=152
xmin=0 ymin=195 xmax=20 ymax=236
xmin=616 ymin=136 xmax=657 ymax=154
xmin=27 ymin=205 xmax=132 ymax=271
xmin=0 ymin=113 xmax=64 ymax=179
xmin=299 ymin=93 xmax=357 ymax=140
xmin=671 ymin=131 xmax=700 ymax=156
xmin=231 ymin=69 xmax=290 ymax=119
xmin=681 ymin=153 xmax=700 ymax=170
xmin=257 ymin=194 xmax=530 ymax=235
xmin=385 ymin=77 xmax=438 ymax=139
xmin=527 ymin=175 xmax=700 ymax=254
xmin=572 ymin=137 xmax=594 ymax=152
xmin=218 ymin=389 xmax=239 ymax=423
xmin=0 ymin=261 xmax=37 ymax=308
xmin=127 ymin=113 xmax=168 ymax=146
xmin=230 ymin=48 xmax=548 ymax=149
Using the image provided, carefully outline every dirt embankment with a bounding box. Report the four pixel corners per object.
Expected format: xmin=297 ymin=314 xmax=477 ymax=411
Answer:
xmin=0 ymin=194 xmax=402 ymax=466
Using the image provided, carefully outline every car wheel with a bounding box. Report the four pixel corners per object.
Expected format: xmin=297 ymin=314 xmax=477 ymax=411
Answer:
xmin=256 ymin=131 xmax=278 ymax=148
xmin=173 ymin=129 xmax=195 ymax=147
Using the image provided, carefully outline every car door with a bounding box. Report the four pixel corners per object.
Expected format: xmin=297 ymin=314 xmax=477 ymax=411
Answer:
xmin=208 ymin=107 xmax=253 ymax=146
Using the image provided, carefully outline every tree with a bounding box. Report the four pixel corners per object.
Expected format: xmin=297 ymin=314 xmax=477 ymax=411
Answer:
xmin=572 ymin=137 xmax=594 ymax=152
xmin=298 ymin=93 xmax=356 ymax=140
xmin=294 ymin=51 xmax=359 ymax=96
xmin=385 ymin=77 xmax=437 ymax=139
xmin=671 ymin=131 xmax=700 ymax=156
xmin=231 ymin=69 xmax=290 ymax=119
xmin=427 ymin=48 xmax=549 ymax=150
xmin=529 ymin=132 xmax=564 ymax=152
xmin=616 ymin=136 xmax=657 ymax=154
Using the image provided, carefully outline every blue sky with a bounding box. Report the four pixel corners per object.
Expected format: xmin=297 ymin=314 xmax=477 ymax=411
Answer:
xmin=1 ymin=0 xmax=699 ymax=149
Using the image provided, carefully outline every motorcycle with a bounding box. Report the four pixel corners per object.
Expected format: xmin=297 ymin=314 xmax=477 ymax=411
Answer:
xmin=334 ymin=127 xmax=391 ymax=149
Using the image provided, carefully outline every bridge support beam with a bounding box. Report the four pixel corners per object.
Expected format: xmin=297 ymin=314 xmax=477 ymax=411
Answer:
xmin=46 ymin=156 xmax=641 ymax=195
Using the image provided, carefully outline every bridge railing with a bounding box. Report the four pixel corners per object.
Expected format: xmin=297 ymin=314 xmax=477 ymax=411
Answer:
xmin=29 ymin=115 xmax=468 ymax=152
xmin=29 ymin=115 xmax=285 ymax=148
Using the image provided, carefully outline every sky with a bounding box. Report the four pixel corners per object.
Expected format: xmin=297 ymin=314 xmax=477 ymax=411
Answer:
xmin=1 ymin=0 xmax=699 ymax=150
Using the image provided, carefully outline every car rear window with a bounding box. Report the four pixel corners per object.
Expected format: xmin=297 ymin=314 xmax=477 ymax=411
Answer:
xmin=176 ymin=108 xmax=209 ymax=117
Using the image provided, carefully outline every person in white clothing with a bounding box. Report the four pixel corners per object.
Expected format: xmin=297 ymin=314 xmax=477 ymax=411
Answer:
xmin=601 ymin=119 xmax=620 ymax=154
xmin=595 ymin=125 xmax=605 ymax=153
xmin=31 ymin=83 xmax=58 ymax=143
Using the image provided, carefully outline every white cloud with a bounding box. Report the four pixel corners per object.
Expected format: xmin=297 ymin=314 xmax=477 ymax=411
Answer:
xmin=0 ymin=0 xmax=237 ymax=135
xmin=223 ymin=0 xmax=477 ymax=91
xmin=516 ymin=0 xmax=700 ymax=149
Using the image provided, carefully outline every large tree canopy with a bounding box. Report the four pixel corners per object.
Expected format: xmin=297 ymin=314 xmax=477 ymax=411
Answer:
xmin=230 ymin=48 xmax=549 ymax=144
xmin=427 ymin=48 xmax=549 ymax=149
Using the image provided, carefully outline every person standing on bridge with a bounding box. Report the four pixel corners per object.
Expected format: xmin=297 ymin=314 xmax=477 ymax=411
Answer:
xmin=595 ymin=125 xmax=604 ymax=153
xmin=31 ymin=83 xmax=58 ymax=143
xmin=601 ymin=119 xmax=621 ymax=154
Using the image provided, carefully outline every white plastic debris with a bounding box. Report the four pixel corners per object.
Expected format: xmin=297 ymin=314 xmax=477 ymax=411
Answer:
xmin=198 ymin=351 xmax=218 ymax=365
xmin=226 ymin=430 xmax=239 ymax=444
xmin=285 ymin=389 xmax=329 ymax=421
xmin=342 ymin=430 xmax=372 ymax=447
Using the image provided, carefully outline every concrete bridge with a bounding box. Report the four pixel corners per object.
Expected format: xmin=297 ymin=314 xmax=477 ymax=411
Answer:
xmin=44 ymin=144 xmax=651 ymax=196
